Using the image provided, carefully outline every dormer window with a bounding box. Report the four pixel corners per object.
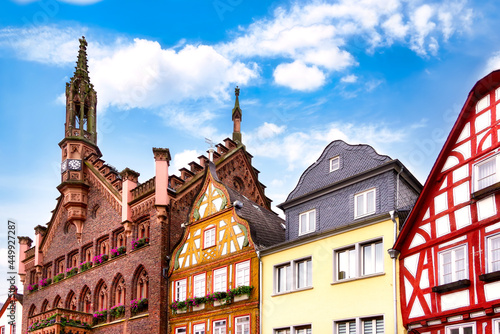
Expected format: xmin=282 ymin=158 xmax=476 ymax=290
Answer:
xmin=355 ymin=188 xmax=376 ymax=218
xmin=330 ymin=156 xmax=340 ymax=172
xmin=299 ymin=209 xmax=316 ymax=235
xmin=204 ymin=225 xmax=216 ymax=248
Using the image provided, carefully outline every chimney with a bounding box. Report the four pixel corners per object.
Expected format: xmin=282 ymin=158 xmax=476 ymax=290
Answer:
xmin=120 ymin=168 xmax=140 ymax=237
xmin=34 ymin=225 xmax=46 ymax=271
xmin=153 ymin=148 xmax=171 ymax=206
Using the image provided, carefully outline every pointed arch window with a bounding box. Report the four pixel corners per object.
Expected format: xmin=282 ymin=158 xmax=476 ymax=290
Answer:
xmin=96 ymin=283 xmax=108 ymax=311
xmin=136 ymin=269 xmax=149 ymax=300
xmin=53 ymin=295 xmax=62 ymax=309
xmin=40 ymin=300 xmax=49 ymax=313
xmin=113 ymin=275 xmax=126 ymax=306
xmin=66 ymin=291 xmax=77 ymax=311
xmin=79 ymin=287 xmax=92 ymax=313
xmin=138 ymin=222 xmax=150 ymax=240
xmin=99 ymin=238 xmax=109 ymax=256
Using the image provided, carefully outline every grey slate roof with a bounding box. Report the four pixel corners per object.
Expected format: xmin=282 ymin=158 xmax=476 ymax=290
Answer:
xmin=286 ymin=140 xmax=391 ymax=201
xmin=278 ymin=140 xmax=421 ymax=241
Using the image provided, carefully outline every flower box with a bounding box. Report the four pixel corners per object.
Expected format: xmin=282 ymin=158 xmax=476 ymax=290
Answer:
xmin=192 ymin=304 xmax=205 ymax=311
xmin=213 ymin=299 xmax=231 ymax=307
xmin=234 ymin=294 xmax=249 ymax=302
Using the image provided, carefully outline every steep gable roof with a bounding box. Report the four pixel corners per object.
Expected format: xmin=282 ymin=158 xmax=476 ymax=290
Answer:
xmin=394 ymin=70 xmax=500 ymax=251
xmin=284 ymin=140 xmax=391 ymax=202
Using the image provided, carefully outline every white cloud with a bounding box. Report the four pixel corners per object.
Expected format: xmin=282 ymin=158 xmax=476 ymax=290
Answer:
xmin=341 ymin=74 xmax=358 ymax=83
xmin=246 ymin=120 xmax=408 ymax=170
xmin=273 ymin=61 xmax=326 ymax=91
xmin=171 ymin=150 xmax=200 ymax=176
xmin=485 ymin=51 xmax=500 ymax=75
xmin=0 ymin=26 xmax=259 ymax=111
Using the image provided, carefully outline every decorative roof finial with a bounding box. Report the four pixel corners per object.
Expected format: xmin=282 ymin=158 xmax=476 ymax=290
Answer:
xmin=74 ymin=36 xmax=89 ymax=81
xmin=232 ymin=86 xmax=242 ymax=143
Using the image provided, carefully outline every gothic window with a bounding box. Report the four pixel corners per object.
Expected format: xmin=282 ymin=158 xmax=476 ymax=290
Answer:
xmin=112 ymin=275 xmax=126 ymax=306
xmin=80 ymin=286 xmax=92 ymax=313
xmin=84 ymin=246 xmax=93 ymax=263
xmin=95 ymin=281 xmax=108 ymax=312
xmin=45 ymin=264 xmax=53 ymax=279
xmin=117 ymin=233 xmax=125 ymax=248
xmin=56 ymin=258 xmax=65 ymax=274
xmin=29 ymin=270 xmax=36 ymax=285
xmin=53 ymin=295 xmax=62 ymax=309
xmin=66 ymin=291 xmax=77 ymax=311
xmin=134 ymin=267 xmax=149 ymax=300
xmin=41 ymin=300 xmax=49 ymax=313
xmin=99 ymin=238 xmax=109 ymax=256
xmin=70 ymin=252 xmax=78 ymax=268
xmin=28 ymin=305 xmax=37 ymax=317
xmin=138 ymin=222 xmax=149 ymax=239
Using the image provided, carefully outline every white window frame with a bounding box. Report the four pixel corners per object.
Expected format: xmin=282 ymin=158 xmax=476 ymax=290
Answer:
xmin=295 ymin=324 xmax=312 ymax=334
xmin=193 ymin=323 xmax=206 ymax=334
xmin=274 ymin=328 xmax=291 ymax=334
xmin=334 ymin=316 xmax=384 ymax=334
xmin=204 ymin=226 xmax=216 ymax=248
xmin=330 ymin=156 xmax=340 ymax=172
xmin=299 ymin=209 xmax=316 ymax=235
xmin=213 ymin=320 xmax=226 ymax=334
xmin=354 ymin=188 xmax=376 ymax=218
xmin=174 ymin=278 xmax=187 ymax=301
xmin=439 ymin=245 xmax=468 ymax=285
xmin=361 ymin=240 xmax=384 ymax=276
xmin=235 ymin=260 xmax=250 ymax=287
xmin=274 ymin=257 xmax=313 ymax=294
xmin=175 ymin=327 xmax=187 ymax=334
xmin=487 ymin=234 xmax=500 ymax=273
xmin=193 ymin=273 xmax=206 ymax=297
xmin=235 ymin=316 xmax=250 ymax=334
xmin=334 ymin=239 xmax=384 ymax=282
xmin=493 ymin=318 xmax=500 ymax=334
xmin=296 ymin=258 xmax=313 ymax=289
xmin=445 ymin=322 xmax=476 ymax=334
xmin=473 ymin=154 xmax=500 ymax=192
xmin=213 ymin=267 xmax=227 ymax=292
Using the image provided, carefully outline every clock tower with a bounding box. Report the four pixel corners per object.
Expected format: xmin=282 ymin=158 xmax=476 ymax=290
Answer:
xmin=57 ymin=36 xmax=101 ymax=241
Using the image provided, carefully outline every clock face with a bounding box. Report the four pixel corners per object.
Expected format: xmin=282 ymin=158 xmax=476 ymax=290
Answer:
xmin=68 ymin=159 xmax=82 ymax=171
xmin=61 ymin=160 xmax=68 ymax=173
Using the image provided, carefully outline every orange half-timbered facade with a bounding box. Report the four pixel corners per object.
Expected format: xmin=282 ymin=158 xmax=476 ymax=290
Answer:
xmin=395 ymin=70 xmax=500 ymax=334
xmin=168 ymin=163 xmax=285 ymax=334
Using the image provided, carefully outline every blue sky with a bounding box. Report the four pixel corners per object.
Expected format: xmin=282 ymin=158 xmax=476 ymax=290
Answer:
xmin=1 ymin=0 xmax=500 ymax=297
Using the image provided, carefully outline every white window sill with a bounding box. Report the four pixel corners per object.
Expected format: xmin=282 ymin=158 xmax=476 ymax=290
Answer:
xmin=354 ymin=212 xmax=376 ymax=219
xmin=272 ymin=286 xmax=313 ymax=297
xmin=331 ymin=272 xmax=385 ymax=285
xmin=298 ymin=230 xmax=315 ymax=237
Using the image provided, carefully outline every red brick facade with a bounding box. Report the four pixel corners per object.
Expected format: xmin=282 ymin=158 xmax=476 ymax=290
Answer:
xmin=19 ymin=37 xmax=274 ymax=334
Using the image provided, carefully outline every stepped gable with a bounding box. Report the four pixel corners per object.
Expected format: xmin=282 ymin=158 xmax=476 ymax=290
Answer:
xmin=286 ymin=140 xmax=392 ymax=201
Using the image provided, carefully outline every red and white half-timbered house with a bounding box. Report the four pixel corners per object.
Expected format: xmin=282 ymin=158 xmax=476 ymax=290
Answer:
xmin=394 ymin=70 xmax=500 ymax=334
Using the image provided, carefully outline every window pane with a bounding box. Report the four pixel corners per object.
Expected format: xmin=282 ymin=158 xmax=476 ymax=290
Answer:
xmin=366 ymin=190 xmax=375 ymax=213
xmin=455 ymin=247 xmax=466 ymax=280
xmin=442 ymin=252 xmax=452 ymax=284
xmin=478 ymin=158 xmax=496 ymax=189
xmin=286 ymin=265 xmax=292 ymax=291
xmin=357 ymin=195 xmax=365 ymax=216
xmin=307 ymin=259 xmax=312 ymax=286
xmin=297 ymin=261 xmax=305 ymax=288
xmin=348 ymin=249 xmax=356 ymax=278
xmin=375 ymin=242 xmax=383 ymax=273
xmin=364 ymin=319 xmax=373 ymax=334
xmin=363 ymin=244 xmax=373 ymax=275
xmin=300 ymin=214 xmax=306 ymax=233
xmin=309 ymin=211 xmax=316 ymax=231
xmin=490 ymin=236 xmax=500 ymax=272
xmin=463 ymin=327 xmax=473 ymax=334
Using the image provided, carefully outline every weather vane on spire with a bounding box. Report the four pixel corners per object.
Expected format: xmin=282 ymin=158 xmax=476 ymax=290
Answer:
xmin=235 ymin=86 xmax=240 ymax=97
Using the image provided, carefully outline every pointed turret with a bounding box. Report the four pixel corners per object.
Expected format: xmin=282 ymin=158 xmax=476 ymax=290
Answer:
xmin=57 ymin=37 xmax=100 ymax=242
xmin=63 ymin=36 xmax=97 ymax=145
xmin=232 ymin=86 xmax=242 ymax=143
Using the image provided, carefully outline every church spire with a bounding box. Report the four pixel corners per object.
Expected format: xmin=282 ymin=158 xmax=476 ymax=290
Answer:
xmin=64 ymin=36 xmax=97 ymax=145
xmin=58 ymin=37 xmax=100 ymax=242
xmin=232 ymin=86 xmax=242 ymax=143
xmin=74 ymin=36 xmax=90 ymax=82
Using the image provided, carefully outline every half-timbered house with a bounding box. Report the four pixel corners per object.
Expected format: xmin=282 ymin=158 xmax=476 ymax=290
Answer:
xmin=394 ymin=70 xmax=500 ymax=334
